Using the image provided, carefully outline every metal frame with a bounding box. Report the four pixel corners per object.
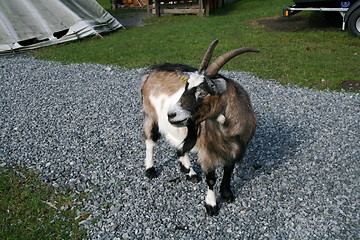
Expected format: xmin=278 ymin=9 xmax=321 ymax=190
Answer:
xmin=284 ymin=5 xmax=349 ymax=30
xmin=283 ymin=0 xmax=360 ymax=32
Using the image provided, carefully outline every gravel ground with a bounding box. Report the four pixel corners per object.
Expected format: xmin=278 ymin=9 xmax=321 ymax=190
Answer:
xmin=1 ymin=54 xmax=359 ymax=239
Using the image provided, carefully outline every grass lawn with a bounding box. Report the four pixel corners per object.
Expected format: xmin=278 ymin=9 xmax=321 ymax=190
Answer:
xmin=0 ymin=167 xmax=88 ymax=239
xmin=31 ymin=0 xmax=360 ymax=91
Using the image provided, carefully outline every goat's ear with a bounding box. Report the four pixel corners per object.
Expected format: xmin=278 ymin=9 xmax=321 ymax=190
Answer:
xmin=175 ymin=70 xmax=190 ymax=83
xmin=212 ymin=78 xmax=227 ymax=94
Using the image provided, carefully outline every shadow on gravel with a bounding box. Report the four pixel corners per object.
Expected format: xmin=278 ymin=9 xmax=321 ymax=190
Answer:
xmin=151 ymin=110 xmax=307 ymax=200
xmin=234 ymin=111 xmax=307 ymax=190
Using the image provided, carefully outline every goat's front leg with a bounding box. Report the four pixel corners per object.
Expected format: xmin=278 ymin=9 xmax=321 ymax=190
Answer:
xmin=176 ymin=122 xmax=200 ymax=182
xmin=204 ymin=169 xmax=219 ymax=216
xmin=220 ymin=162 xmax=235 ymax=203
xmin=177 ymin=151 xmax=200 ymax=183
xmin=143 ymin=118 xmax=160 ymax=179
xmin=144 ymin=139 xmax=157 ymax=179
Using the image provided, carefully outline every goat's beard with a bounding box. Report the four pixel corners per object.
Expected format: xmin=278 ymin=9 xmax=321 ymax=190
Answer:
xmin=177 ymin=121 xmax=198 ymax=156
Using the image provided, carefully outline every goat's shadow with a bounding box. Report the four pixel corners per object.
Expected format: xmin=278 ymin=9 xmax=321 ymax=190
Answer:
xmin=147 ymin=110 xmax=306 ymax=200
xmin=230 ymin=111 xmax=306 ymax=196
xmin=186 ymin=111 xmax=306 ymax=200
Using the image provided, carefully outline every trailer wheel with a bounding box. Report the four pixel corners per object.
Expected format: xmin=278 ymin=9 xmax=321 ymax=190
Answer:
xmin=348 ymin=8 xmax=360 ymax=37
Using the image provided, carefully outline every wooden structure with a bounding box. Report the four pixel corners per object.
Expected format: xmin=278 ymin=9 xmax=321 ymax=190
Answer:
xmin=146 ymin=0 xmax=236 ymax=16
xmin=112 ymin=0 xmax=237 ymax=15
xmin=121 ymin=0 xmax=147 ymax=7
xmin=149 ymin=0 xmax=207 ymax=16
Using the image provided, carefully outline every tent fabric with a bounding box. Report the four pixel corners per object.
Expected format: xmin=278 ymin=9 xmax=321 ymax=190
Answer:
xmin=0 ymin=0 xmax=123 ymax=54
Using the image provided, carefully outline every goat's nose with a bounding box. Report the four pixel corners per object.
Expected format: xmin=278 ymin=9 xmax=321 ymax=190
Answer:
xmin=167 ymin=112 xmax=176 ymax=120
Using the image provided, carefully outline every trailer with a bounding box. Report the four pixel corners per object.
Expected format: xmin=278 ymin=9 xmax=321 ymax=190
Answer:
xmin=283 ymin=0 xmax=360 ymax=37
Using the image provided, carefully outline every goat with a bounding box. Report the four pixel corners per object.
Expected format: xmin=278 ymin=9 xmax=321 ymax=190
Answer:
xmin=141 ymin=40 xmax=258 ymax=216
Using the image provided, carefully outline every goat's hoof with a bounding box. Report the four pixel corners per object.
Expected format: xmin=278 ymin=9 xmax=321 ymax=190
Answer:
xmin=180 ymin=164 xmax=190 ymax=174
xmin=145 ymin=167 xmax=157 ymax=179
xmin=221 ymin=191 xmax=235 ymax=203
xmin=186 ymin=174 xmax=201 ymax=183
xmin=205 ymin=204 xmax=219 ymax=216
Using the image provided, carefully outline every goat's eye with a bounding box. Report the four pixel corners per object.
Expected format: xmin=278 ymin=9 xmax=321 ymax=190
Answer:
xmin=195 ymin=89 xmax=209 ymax=99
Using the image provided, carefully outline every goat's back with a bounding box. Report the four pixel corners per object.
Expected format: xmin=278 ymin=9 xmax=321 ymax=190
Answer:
xmin=141 ymin=63 xmax=197 ymax=97
xmin=141 ymin=71 xmax=184 ymax=98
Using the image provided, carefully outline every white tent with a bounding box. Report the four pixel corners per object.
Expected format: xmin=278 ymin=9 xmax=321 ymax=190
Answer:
xmin=0 ymin=0 xmax=123 ymax=54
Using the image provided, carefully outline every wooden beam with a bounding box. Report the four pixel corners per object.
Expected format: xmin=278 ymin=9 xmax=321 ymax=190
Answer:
xmin=205 ymin=0 xmax=209 ymax=16
xmin=154 ymin=0 xmax=161 ymax=17
xmin=147 ymin=0 xmax=151 ymax=16
xmin=152 ymin=8 xmax=204 ymax=15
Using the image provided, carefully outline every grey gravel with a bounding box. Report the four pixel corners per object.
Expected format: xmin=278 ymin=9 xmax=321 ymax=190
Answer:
xmin=0 ymin=54 xmax=359 ymax=239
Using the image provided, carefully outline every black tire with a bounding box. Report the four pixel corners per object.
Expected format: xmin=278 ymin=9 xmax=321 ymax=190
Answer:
xmin=348 ymin=8 xmax=360 ymax=37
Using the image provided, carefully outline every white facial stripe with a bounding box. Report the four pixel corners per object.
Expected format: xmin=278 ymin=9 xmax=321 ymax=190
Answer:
xmin=187 ymin=72 xmax=205 ymax=89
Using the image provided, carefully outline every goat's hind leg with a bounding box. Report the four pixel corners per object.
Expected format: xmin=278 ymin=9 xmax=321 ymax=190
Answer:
xmin=144 ymin=117 xmax=161 ymax=179
xmin=220 ymin=161 xmax=235 ymax=203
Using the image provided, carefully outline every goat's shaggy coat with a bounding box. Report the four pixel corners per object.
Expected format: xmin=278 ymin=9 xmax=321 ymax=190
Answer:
xmin=141 ymin=40 xmax=258 ymax=216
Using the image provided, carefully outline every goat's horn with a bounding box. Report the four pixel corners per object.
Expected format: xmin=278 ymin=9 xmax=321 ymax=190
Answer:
xmin=199 ymin=39 xmax=219 ymax=72
xmin=205 ymin=48 xmax=259 ymax=77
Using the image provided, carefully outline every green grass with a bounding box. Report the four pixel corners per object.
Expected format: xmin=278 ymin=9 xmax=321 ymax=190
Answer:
xmin=31 ymin=0 xmax=360 ymax=91
xmin=0 ymin=167 xmax=88 ymax=239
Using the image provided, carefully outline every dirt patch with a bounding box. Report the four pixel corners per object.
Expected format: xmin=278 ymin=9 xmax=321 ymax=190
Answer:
xmin=340 ymin=80 xmax=360 ymax=91
xmin=110 ymin=10 xmax=149 ymax=28
xmin=118 ymin=12 xmax=149 ymax=27
xmin=251 ymin=13 xmax=341 ymax=33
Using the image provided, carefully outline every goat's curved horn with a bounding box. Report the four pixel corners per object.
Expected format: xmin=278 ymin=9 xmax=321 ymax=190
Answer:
xmin=205 ymin=48 xmax=259 ymax=77
xmin=199 ymin=39 xmax=219 ymax=72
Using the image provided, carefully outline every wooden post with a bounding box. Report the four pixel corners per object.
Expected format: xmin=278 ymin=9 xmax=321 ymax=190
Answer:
xmin=111 ymin=0 xmax=117 ymax=10
xmin=205 ymin=0 xmax=210 ymax=16
xmin=154 ymin=0 xmax=161 ymax=17
xmin=147 ymin=0 xmax=151 ymax=16
xmin=199 ymin=0 xmax=203 ymax=17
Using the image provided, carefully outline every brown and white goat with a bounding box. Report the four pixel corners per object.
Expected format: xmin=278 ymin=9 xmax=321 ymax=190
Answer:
xmin=141 ymin=40 xmax=258 ymax=216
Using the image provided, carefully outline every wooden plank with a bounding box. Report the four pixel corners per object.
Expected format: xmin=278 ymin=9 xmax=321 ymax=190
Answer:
xmin=153 ymin=8 xmax=204 ymax=14
xmin=136 ymin=0 xmax=146 ymax=6
xmin=152 ymin=0 xmax=206 ymax=16
xmin=159 ymin=3 xmax=201 ymax=8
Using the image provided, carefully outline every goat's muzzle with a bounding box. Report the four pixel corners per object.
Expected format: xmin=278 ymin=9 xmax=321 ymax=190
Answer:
xmin=167 ymin=111 xmax=190 ymax=127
